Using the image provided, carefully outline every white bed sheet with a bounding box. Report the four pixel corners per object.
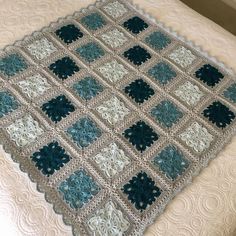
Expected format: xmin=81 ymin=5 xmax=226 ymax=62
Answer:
xmin=0 ymin=0 xmax=236 ymax=235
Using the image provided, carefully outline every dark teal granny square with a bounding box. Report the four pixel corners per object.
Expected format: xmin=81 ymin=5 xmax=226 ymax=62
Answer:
xmin=123 ymin=120 xmax=159 ymax=152
xmin=122 ymin=171 xmax=161 ymax=212
xmin=195 ymin=64 xmax=224 ymax=87
xmin=124 ymin=45 xmax=151 ymax=66
xmin=124 ymin=78 xmax=155 ymax=104
xmin=41 ymin=95 xmax=75 ymax=123
xmin=55 ymin=24 xmax=84 ymax=44
xmin=123 ymin=16 xmax=148 ymax=34
xmin=31 ymin=141 xmax=71 ymax=176
xmin=202 ymin=101 xmax=235 ymax=129
xmin=49 ymin=56 xmax=80 ymax=80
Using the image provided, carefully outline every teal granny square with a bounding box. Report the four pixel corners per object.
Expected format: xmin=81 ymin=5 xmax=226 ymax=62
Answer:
xmin=150 ymin=100 xmax=183 ymax=128
xmin=145 ymin=31 xmax=171 ymax=51
xmin=223 ymin=83 xmax=236 ymax=103
xmin=153 ymin=145 xmax=189 ymax=180
xmin=0 ymin=53 xmax=28 ymax=77
xmin=67 ymin=117 xmax=102 ymax=148
xmin=0 ymin=91 xmax=19 ymax=118
xmin=76 ymin=42 xmax=105 ymax=63
xmin=80 ymin=12 xmax=107 ymax=30
xmin=58 ymin=169 xmax=100 ymax=209
xmin=72 ymin=76 xmax=103 ymax=100
xmin=148 ymin=62 xmax=177 ymax=85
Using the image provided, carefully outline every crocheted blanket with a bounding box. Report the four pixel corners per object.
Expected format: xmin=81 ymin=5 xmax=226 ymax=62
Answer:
xmin=0 ymin=0 xmax=236 ymax=235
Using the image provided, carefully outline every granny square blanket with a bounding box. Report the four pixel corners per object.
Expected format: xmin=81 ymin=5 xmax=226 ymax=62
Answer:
xmin=0 ymin=0 xmax=236 ymax=235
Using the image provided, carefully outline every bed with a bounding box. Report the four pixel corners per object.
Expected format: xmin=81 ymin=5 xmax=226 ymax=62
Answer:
xmin=0 ymin=0 xmax=236 ymax=235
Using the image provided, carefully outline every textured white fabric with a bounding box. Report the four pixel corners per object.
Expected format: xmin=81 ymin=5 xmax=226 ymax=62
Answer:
xmin=97 ymin=60 xmax=128 ymax=83
xmin=101 ymin=29 xmax=128 ymax=48
xmin=174 ymin=81 xmax=204 ymax=106
xmin=96 ymin=96 xmax=130 ymax=125
xmin=17 ymin=73 xmax=51 ymax=98
xmin=87 ymin=201 xmax=130 ymax=235
xmin=179 ymin=122 xmax=214 ymax=153
xmin=26 ymin=38 xmax=57 ymax=60
xmin=168 ymin=46 xmax=196 ymax=68
xmin=6 ymin=115 xmax=44 ymax=147
xmin=92 ymin=142 xmax=130 ymax=178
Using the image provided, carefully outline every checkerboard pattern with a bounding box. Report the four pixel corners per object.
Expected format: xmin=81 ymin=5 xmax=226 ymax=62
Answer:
xmin=0 ymin=0 xmax=236 ymax=235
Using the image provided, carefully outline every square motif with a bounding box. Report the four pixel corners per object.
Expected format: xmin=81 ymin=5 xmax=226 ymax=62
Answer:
xmin=148 ymin=62 xmax=177 ymax=85
xmin=31 ymin=141 xmax=71 ymax=176
xmin=55 ymin=24 xmax=83 ymax=44
xmin=101 ymin=28 xmax=128 ymax=48
xmin=92 ymin=142 xmax=130 ymax=178
xmin=122 ymin=171 xmax=161 ymax=212
xmin=202 ymin=101 xmax=235 ymax=129
xmin=72 ymin=76 xmax=103 ymax=101
xmin=123 ymin=16 xmax=148 ymax=34
xmin=123 ymin=120 xmax=159 ymax=152
xmin=179 ymin=122 xmax=213 ymax=153
xmin=96 ymin=96 xmax=130 ymax=125
xmin=152 ymin=145 xmax=189 ymax=180
xmin=223 ymin=83 xmax=236 ymax=103
xmin=124 ymin=45 xmax=151 ymax=66
xmin=87 ymin=201 xmax=130 ymax=235
xmin=17 ymin=73 xmax=51 ymax=98
xmin=58 ymin=169 xmax=100 ymax=209
xmin=0 ymin=53 xmax=28 ymax=77
xmin=49 ymin=56 xmax=80 ymax=80
xmin=145 ymin=31 xmax=171 ymax=51
xmin=26 ymin=38 xmax=57 ymax=60
xmin=0 ymin=91 xmax=19 ymax=118
xmin=6 ymin=115 xmax=44 ymax=147
xmin=103 ymin=1 xmax=127 ymax=18
xmin=67 ymin=117 xmax=102 ymax=148
xmin=41 ymin=95 xmax=75 ymax=123
xmin=97 ymin=60 xmax=128 ymax=83
xmin=80 ymin=12 xmax=107 ymax=31
xmin=195 ymin=64 xmax=224 ymax=87
xmin=150 ymin=100 xmax=183 ymax=128
xmin=124 ymin=78 xmax=155 ymax=104
xmin=76 ymin=42 xmax=105 ymax=63
xmin=174 ymin=81 xmax=204 ymax=106
xmin=168 ymin=46 xmax=196 ymax=68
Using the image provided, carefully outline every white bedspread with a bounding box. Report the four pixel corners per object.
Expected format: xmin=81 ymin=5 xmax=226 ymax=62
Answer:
xmin=0 ymin=0 xmax=236 ymax=235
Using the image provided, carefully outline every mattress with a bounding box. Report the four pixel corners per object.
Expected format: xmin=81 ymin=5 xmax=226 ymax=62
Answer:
xmin=0 ymin=0 xmax=236 ymax=235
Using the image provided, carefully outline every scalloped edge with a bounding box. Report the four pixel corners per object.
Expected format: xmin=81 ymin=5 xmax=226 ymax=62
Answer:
xmin=0 ymin=0 xmax=236 ymax=235
xmin=126 ymin=0 xmax=236 ymax=78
